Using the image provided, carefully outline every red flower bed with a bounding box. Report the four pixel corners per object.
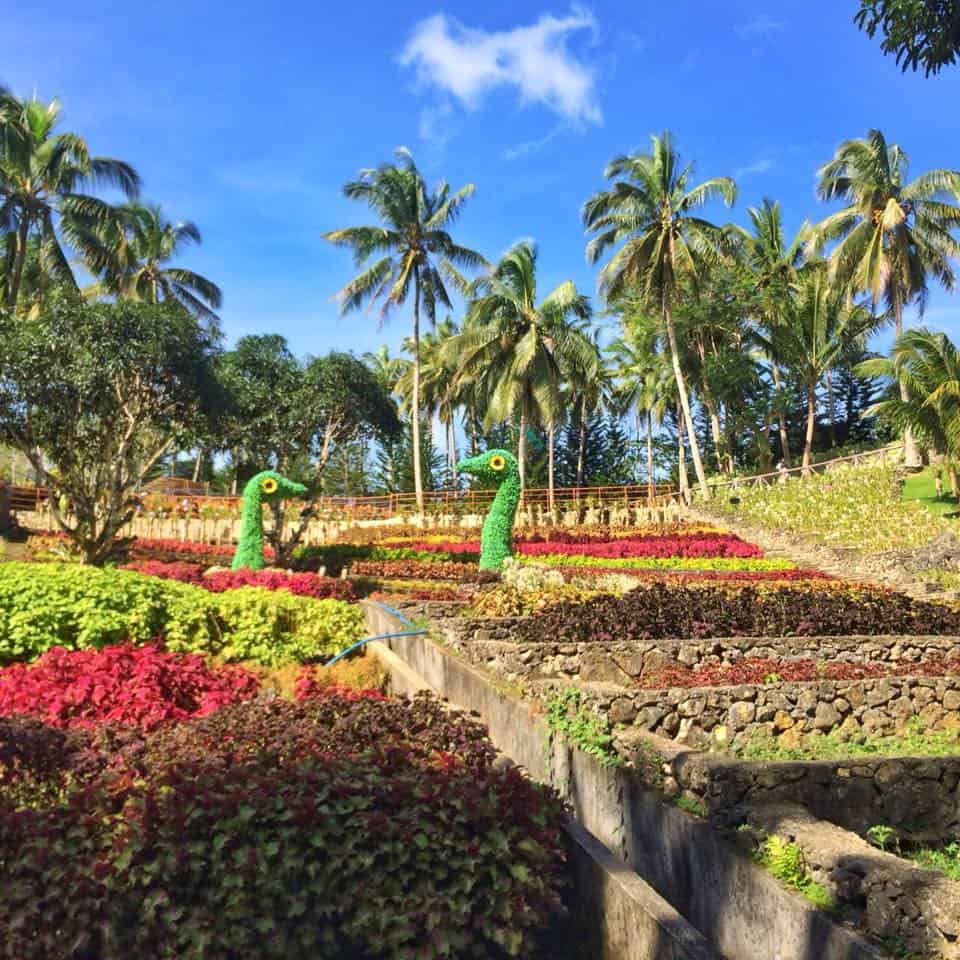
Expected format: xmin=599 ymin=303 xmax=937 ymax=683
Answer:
xmin=128 ymin=537 xmax=256 ymax=564
xmin=120 ymin=560 xmax=357 ymax=600
xmin=0 ymin=644 xmax=260 ymax=730
xmin=396 ymin=533 xmax=762 ymax=560
xmin=203 ymin=568 xmax=356 ymax=600
xmin=294 ymin=668 xmax=388 ymax=702
xmin=120 ymin=559 xmax=207 ymax=584
xmin=643 ymin=655 xmax=960 ymax=689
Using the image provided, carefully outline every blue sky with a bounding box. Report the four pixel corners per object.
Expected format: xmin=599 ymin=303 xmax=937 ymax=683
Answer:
xmin=5 ymin=0 xmax=960 ymax=358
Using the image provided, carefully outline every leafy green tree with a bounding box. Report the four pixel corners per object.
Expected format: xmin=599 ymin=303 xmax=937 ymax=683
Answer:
xmin=323 ymin=148 xmax=486 ymax=511
xmin=217 ymin=338 xmax=400 ymax=562
xmin=445 ymin=240 xmax=594 ymax=491
xmin=814 ymin=129 xmax=960 ymax=464
xmin=0 ymin=298 xmax=219 ymax=563
xmin=0 ymin=89 xmax=140 ymax=310
xmin=81 ymin=203 xmax=222 ymax=323
xmin=855 ymin=0 xmax=960 ymax=75
xmin=582 ymin=132 xmax=737 ymax=499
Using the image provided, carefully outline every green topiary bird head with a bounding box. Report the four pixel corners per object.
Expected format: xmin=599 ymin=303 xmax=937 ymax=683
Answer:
xmin=243 ymin=469 xmax=308 ymax=504
xmin=231 ymin=469 xmax=308 ymax=571
xmin=456 ymin=449 xmax=519 ymax=486
xmin=456 ymin=449 xmax=521 ymax=572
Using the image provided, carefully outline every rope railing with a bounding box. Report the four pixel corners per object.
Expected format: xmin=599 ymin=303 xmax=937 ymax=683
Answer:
xmin=705 ymin=443 xmax=905 ymax=494
xmin=6 ymin=480 xmax=678 ymax=520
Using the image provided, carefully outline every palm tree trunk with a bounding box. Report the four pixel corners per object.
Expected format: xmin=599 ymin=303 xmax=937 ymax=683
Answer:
xmin=771 ymin=363 xmax=792 ymax=468
xmin=894 ymin=299 xmax=920 ymax=467
xmin=8 ymin=215 xmax=31 ymax=309
xmin=826 ymin=368 xmax=837 ymax=448
xmin=548 ymin=424 xmax=555 ymax=510
xmin=802 ymin=384 xmax=816 ymax=473
xmin=705 ymin=396 xmax=724 ymax=473
xmin=576 ymin=396 xmax=587 ymax=486
xmin=411 ymin=279 xmax=425 ymax=512
xmin=449 ymin=420 xmax=458 ymax=487
xmin=950 ymin=467 xmax=959 ymax=501
xmin=677 ymin=402 xmax=689 ymax=502
xmin=646 ymin=411 xmax=655 ymax=502
xmin=518 ymin=410 xmax=527 ymax=492
xmin=192 ymin=449 xmax=203 ymax=483
xmin=664 ymin=306 xmax=710 ymax=499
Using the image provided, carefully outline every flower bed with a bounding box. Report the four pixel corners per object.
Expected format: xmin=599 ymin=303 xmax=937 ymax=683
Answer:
xmin=0 ymin=563 xmax=365 ymax=666
xmin=350 ymin=559 xmax=491 ymax=582
xmin=642 ymin=654 xmax=960 ymax=689
xmin=0 ymin=694 xmax=567 ymax=960
xmin=0 ymin=643 xmax=260 ymax=730
xmin=121 ymin=560 xmax=357 ymax=601
xmin=519 ymin=554 xmax=795 ymax=572
xmin=519 ymin=582 xmax=960 ymax=643
xmin=557 ymin=566 xmax=831 ymax=582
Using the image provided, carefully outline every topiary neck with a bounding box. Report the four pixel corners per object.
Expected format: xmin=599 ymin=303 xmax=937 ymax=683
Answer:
xmin=232 ymin=492 xmax=267 ymax=570
xmin=480 ymin=474 xmax=521 ymax=572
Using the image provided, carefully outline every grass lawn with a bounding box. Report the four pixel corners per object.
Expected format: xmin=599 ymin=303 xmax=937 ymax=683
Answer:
xmin=901 ymin=468 xmax=960 ymax=518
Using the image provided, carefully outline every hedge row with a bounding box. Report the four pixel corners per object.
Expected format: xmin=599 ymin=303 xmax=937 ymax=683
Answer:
xmin=0 ymin=563 xmax=364 ymax=666
xmin=0 ymin=695 xmax=567 ymax=959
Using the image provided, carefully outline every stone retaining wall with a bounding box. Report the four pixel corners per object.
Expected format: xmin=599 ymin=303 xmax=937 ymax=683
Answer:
xmin=545 ymin=676 xmax=960 ymax=747
xmin=627 ymin=733 xmax=960 ymax=841
xmin=747 ymin=805 xmax=960 ymax=960
xmin=441 ymin=622 xmax=960 ymax=684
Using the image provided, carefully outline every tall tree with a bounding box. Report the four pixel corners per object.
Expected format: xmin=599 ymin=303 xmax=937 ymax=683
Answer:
xmin=743 ymin=198 xmax=811 ymax=468
xmin=582 ymin=132 xmax=737 ymax=499
xmin=814 ymin=129 xmax=960 ymax=464
xmin=323 ymin=148 xmax=486 ymax=511
xmin=445 ymin=240 xmax=594 ymax=492
xmin=0 ymin=90 xmax=140 ymax=310
xmin=756 ymin=263 xmax=880 ymax=469
xmin=80 ymin=203 xmax=222 ymax=323
xmin=0 ymin=298 xmax=219 ymax=563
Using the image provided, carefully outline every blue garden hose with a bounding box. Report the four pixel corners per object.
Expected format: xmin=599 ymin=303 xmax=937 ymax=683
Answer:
xmin=323 ymin=600 xmax=426 ymax=667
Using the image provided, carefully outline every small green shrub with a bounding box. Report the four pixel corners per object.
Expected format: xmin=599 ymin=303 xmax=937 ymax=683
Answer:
xmin=754 ymin=835 xmax=834 ymax=909
xmin=545 ymin=688 xmax=621 ymax=769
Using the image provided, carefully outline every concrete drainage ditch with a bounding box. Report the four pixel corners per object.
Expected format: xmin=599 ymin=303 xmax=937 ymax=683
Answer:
xmin=364 ymin=601 xmax=895 ymax=960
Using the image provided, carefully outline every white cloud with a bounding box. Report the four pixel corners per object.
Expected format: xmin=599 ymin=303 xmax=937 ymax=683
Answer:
xmin=504 ymin=125 xmax=565 ymax=160
xmin=399 ymin=8 xmax=602 ymax=125
xmin=735 ymin=156 xmax=774 ymax=178
xmin=736 ymin=14 xmax=786 ymax=39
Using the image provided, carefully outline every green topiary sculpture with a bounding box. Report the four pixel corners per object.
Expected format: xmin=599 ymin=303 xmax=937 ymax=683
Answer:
xmin=231 ymin=470 xmax=308 ymax=571
xmin=456 ymin=449 xmax=521 ymax=572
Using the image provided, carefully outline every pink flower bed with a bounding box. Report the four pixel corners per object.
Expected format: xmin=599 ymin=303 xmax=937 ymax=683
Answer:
xmin=0 ymin=644 xmax=261 ymax=731
xmin=562 ymin=566 xmax=832 ymax=582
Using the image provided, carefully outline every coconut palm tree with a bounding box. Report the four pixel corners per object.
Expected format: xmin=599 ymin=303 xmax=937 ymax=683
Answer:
xmin=743 ymin=198 xmax=812 ymax=467
xmin=582 ymin=132 xmax=737 ymax=499
xmin=80 ymin=203 xmax=222 ymax=323
xmin=0 ymin=91 xmax=140 ymax=310
xmin=858 ymin=328 xmax=960 ymax=494
xmin=445 ymin=240 xmax=595 ymax=492
xmin=323 ymin=148 xmax=487 ymax=511
xmin=813 ymin=130 xmax=960 ymax=464
xmin=757 ymin=263 xmax=881 ymax=469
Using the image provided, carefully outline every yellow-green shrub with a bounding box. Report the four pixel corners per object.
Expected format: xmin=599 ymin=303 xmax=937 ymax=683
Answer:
xmin=0 ymin=563 xmax=363 ymax=667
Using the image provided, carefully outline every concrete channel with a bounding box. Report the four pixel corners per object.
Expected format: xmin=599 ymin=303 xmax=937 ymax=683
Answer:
xmin=364 ymin=601 xmax=887 ymax=960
